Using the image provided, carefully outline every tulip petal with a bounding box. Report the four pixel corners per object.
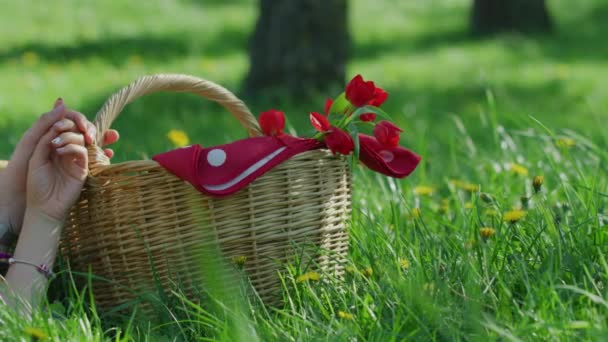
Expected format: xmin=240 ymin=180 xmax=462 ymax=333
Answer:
xmin=359 ymin=113 xmax=377 ymax=122
xmin=325 ymin=127 xmax=354 ymax=155
xmin=259 ymin=109 xmax=285 ymax=136
xmin=324 ymin=98 xmax=333 ymax=115
xmin=358 ymin=134 xmax=420 ymax=178
xmin=373 ymin=120 xmax=403 ymax=147
xmin=310 ymin=112 xmax=331 ymax=132
xmin=345 ymin=74 xmax=376 ymax=107
xmin=369 ymin=87 xmax=388 ymax=107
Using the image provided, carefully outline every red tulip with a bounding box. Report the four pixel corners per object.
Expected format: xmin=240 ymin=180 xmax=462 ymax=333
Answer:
xmin=345 ymin=75 xmax=376 ymax=107
xmin=324 ymin=98 xmax=333 ymax=115
xmin=325 ymin=127 xmax=354 ymax=155
xmin=259 ymin=109 xmax=285 ymax=136
xmin=369 ymin=87 xmax=388 ymax=107
xmin=359 ymin=113 xmax=376 ymax=122
xmin=373 ymin=120 xmax=403 ymax=147
xmin=310 ymin=112 xmax=331 ymax=132
xmin=359 ymin=134 xmax=420 ymax=178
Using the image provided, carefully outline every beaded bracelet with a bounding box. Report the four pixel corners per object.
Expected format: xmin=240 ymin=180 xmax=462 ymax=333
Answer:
xmin=0 ymin=252 xmax=53 ymax=279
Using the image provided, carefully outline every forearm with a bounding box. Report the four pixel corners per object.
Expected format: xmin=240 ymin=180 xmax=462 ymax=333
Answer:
xmin=1 ymin=209 xmax=62 ymax=310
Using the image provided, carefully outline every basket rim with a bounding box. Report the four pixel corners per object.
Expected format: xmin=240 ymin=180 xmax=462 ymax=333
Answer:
xmin=88 ymin=148 xmax=342 ymax=175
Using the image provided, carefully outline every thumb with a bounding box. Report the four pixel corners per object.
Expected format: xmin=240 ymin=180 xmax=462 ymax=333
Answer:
xmin=11 ymin=101 xmax=66 ymax=169
xmin=29 ymin=123 xmax=62 ymax=171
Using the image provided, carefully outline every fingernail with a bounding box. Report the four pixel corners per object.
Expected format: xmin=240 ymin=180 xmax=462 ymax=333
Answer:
xmin=56 ymin=146 xmax=65 ymax=153
xmin=52 ymin=137 xmax=61 ymax=145
xmin=54 ymin=120 xmax=65 ymax=129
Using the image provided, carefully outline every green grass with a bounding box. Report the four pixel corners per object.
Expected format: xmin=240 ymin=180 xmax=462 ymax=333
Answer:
xmin=2 ymin=0 xmax=608 ymax=340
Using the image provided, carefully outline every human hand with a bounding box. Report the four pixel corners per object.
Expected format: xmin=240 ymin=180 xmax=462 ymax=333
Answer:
xmin=0 ymin=99 xmax=119 ymax=236
xmin=25 ymin=110 xmax=89 ymax=223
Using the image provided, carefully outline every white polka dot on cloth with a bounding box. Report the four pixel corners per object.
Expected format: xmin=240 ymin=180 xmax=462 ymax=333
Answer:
xmin=207 ymin=149 xmax=227 ymax=167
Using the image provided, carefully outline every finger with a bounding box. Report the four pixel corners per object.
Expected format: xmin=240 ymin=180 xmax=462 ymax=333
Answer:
xmin=51 ymin=132 xmax=85 ymax=149
xmin=10 ymin=102 xmax=66 ymax=166
xmin=104 ymin=148 xmax=114 ymax=158
xmin=29 ymin=122 xmax=66 ymax=170
xmin=84 ymin=121 xmax=96 ymax=145
xmin=102 ymin=129 xmax=120 ymax=146
xmin=64 ymin=110 xmax=95 ymax=144
xmin=56 ymin=144 xmax=88 ymax=173
xmin=51 ymin=118 xmax=76 ymax=133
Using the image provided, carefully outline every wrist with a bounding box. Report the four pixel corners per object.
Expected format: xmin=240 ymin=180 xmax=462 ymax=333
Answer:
xmin=12 ymin=209 xmax=63 ymax=264
xmin=23 ymin=207 xmax=65 ymax=229
xmin=4 ymin=207 xmax=63 ymax=307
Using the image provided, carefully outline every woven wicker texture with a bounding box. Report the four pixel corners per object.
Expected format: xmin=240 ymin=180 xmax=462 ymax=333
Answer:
xmin=58 ymin=74 xmax=352 ymax=308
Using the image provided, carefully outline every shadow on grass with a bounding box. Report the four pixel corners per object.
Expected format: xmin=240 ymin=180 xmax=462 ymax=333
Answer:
xmin=355 ymin=1 xmax=608 ymax=63
xmin=179 ymin=0 xmax=249 ymax=5
xmin=0 ymin=73 xmax=601 ymax=162
xmin=0 ymin=76 xmax=606 ymax=162
xmin=78 ymin=77 xmax=602 ymax=160
xmin=354 ymin=29 xmax=472 ymax=60
xmin=0 ymin=28 xmax=247 ymax=66
xmin=538 ymin=3 xmax=608 ymax=62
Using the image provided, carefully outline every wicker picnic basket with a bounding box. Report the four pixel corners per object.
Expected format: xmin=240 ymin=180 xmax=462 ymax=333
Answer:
xmin=58 ymin=74 xmax=351 ymax=308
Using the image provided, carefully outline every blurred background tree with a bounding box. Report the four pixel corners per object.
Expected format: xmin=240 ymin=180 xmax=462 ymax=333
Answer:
xmin=244 ymin=0 xmax=350 ymax=98
xmin=471 ymin=0 xmax=553 ymax=35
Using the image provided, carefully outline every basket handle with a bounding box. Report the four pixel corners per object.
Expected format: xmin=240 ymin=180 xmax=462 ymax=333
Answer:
xmin=89 ymin=74 xmax=262 ymax=168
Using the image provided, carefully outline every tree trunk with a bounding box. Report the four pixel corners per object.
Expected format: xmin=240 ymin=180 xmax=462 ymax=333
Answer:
xmin=244 ymin=0 xmax=350 ymax=98
xmin=471 ymin=0 xmax=553 ymax=35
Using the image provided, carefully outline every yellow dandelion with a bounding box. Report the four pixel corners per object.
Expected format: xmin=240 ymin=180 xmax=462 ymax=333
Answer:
xmin=450 ymin=179 xmax=479 ymax=192
xmin=410 ymin=208 xmax=421 ymax=219
xmin=509 ymin=163 xmax=529 ymax=176
xmin=21 ymin=51 xmax=39 ymax=66
xmin=503 ymin=210 xmax=526 ymax=224
xmin=464 ymin=239 xmax=477 ymax=249
xmin=439 ymin=198 xmax=449 ymax=211
xmin=69 ymin=60 xmax=83 ymax=69
xmin=398 ymin=258 xmax=410 ymax=270
xmin=345 ymin=265 xmax=355 ymax=274
xmin=362 ymin=267 xmax=373 ymax=277
xmin=231 ymin=255 xmax=247 ymax=267
xmin=199 ymin=59 xmax=216 ymax=70
xmin=555 ymin=64 xmax=570 ymax=78
xmin=47 ymin=63 xmax=60 ymax=74
xmin=338 ymin=311 xmax=354 ymax=320
xmin=479 ymin=227 xmax=496 ymax=239
xmin=296 ymin=271 xmax=320 ymax=283
xmin=423 ymin=282 xmax=436 ymax=294
xmin=167 ymin=129 xmax=190 ymax=147
xmin=484 ymin=209 xmax=499 ymax=217
xmin=413 ymin=185 xmax=435 ymax=196
xmin=24 ymin=327 xmax=47 ymax=340
xmin=532 ymin=175 xmax=544 ymax=193
xmin=556 ymin=137 xmax=575 ymax=149
xmin=464 ymin=202 xmax=474 ymax=209
xmin=127 ymin=54 xmax=143 ymax=66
